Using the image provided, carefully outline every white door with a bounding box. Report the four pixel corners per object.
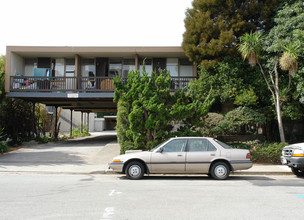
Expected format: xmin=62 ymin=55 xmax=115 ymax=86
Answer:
xmin=150 ymin=139 xmax=187 ymax=173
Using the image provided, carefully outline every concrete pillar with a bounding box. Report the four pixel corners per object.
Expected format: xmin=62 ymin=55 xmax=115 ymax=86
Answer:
xmin=87 ymin=112 xmax=89 ymax=132
xmin=70 ymin=109 xmax=73 ymax=137
xmin=135 ymin=54 xmax=139 ymax=70
xmin=54 ymin=106 xmax=58 ymax=139
xmin=81 ymin=112 xmax=83 ymax=133
xmin=32 ymin=102 xmax=36 ymax=137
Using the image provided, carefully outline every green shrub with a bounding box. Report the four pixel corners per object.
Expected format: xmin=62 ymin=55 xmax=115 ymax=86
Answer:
xmin=71 ymin=127 xmax=90 ymax=137
xmin=250 ymin=142 xmax=288 ymax=164
xmin=35 ymin=135 xmax=52 ymax=144
xmin=231 ymin=141 xmax=288 ymax=164
xmin=0 ymin=141 xmax=8 ymax=154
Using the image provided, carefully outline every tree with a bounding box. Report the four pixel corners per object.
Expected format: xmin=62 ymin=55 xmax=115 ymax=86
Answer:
xmin=266 ymin=0 xmax=304 ymax=105
xmin=0 ymin=55 xmax=5 ymax=72
xmin=238 ymin=32 xmax=300 ymax=143
xmin=0 ymin=98 xmax=33 ymax=142
xmin=0 ymin=70 xmax=5 ymax=104
xmin=182 ymin=0 xmax=281 ymax=68
xmin=114 ymin=67 xmax=213 ymax=153
xmin=187 ymin=56 xmax=268 ymax=109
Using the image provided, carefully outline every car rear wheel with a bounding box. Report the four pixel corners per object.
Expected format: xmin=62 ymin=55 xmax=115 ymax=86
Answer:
xmin=125 ymin=161 xmax=145 ymax=180
xmin=291 ymin=167 xmax=304 ymax=177
xmin=210 ymin=162 xmax=230 ymax=180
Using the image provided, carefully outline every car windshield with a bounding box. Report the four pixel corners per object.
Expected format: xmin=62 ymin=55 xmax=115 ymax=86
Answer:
xmin=214 ymin=139 xmax=231 ymax=149
xmin=149 ymin=143 xmax=163 ymax=152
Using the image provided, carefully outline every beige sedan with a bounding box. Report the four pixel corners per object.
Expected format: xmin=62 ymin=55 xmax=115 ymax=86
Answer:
xmin=109 ymin=137 xmax=252 ymax=180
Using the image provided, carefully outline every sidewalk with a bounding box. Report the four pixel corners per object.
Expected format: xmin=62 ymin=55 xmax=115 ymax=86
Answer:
xmin=0 ymin=132 xmax=293 ymax=176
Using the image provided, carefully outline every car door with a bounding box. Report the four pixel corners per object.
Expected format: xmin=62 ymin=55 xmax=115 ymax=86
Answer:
xmin=150 ymin=139 xmax=187 ymax=173
xmin=185 ymin=138 xmax=219 ymax=173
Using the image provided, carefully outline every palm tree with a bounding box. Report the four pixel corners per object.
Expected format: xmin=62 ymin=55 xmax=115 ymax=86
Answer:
xmin=238 ymin=32 xmax=263 ymax=67
xmin=238 ymin=32 xmax=288 ymax=143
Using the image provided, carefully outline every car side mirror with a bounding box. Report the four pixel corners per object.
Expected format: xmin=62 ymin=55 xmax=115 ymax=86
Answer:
xmin=157 ymin=147 xmax=163 ymax=153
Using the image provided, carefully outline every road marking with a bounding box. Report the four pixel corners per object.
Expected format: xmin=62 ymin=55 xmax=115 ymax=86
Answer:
xmin=109 ymin=189 xmax=122 ymax=196
xmin=100 ymin=207 xmax=115 ymax=220
xmin=295 ymin=194 xmax=304 ymax=199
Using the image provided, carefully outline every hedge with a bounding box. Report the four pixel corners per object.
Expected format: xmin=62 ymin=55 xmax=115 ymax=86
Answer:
xmin=231 ymin=142 xmax=288 ymax=164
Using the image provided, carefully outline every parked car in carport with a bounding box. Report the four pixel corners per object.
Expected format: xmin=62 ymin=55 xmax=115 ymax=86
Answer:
xmin=109 ymin=137 xmax=252 ymax=180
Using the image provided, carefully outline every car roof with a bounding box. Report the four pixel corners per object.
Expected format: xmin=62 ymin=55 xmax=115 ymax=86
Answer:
xmin=171 ymin=137 xmax=214 ymax=140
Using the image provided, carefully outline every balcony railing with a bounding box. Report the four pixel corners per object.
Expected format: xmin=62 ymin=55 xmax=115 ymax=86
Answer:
xmin=10 ymin=76 xmax=196 ymax=93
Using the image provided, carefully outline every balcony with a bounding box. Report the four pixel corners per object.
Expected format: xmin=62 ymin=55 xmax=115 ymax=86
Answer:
xmin=9 ymin=76 xmax=196 ymax=93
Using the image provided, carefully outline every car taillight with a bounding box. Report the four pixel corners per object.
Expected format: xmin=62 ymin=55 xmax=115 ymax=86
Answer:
xmin=246 ymin=153 xmax=251 ymax=159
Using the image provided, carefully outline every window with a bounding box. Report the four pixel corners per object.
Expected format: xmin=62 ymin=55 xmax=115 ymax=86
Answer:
xmin=214 ymin=139 xmax=231 ymax=149
xmin=188 ymin=139 xmax=217 ymax=152
xmin=162 ymin=139 xmax=186 ymax=152
xmin=166 ymin=58 xmax=178 ymax=77
xmin=65 ymin=59 xmax=75 ymax=76
xmin=55 ymin=58 xmax=65 ymax=77
xmin=122 ymin=59 xmax=135 ymax=78
xmin=179 ymin=58 xmax=193 ymax=77
xmin=81 ymin=59 xmax=95 ymax=77
xmin=109 ymin=58 xmax=122 ymax=77
xmin=24 ymin=58 xmax=37 ymax=76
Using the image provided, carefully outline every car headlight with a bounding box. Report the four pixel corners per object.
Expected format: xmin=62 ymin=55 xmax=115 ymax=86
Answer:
xmin=293 ymin=149 xmax=304 ymax=157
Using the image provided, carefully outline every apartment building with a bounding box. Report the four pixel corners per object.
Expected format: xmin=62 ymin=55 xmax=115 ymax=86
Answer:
xmin=5 ymin=46 xmax=197 ymax=133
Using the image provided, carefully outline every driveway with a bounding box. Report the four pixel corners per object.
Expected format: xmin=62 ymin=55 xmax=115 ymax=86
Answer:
xmin=0 ymin=132 xmax=120 ymax=174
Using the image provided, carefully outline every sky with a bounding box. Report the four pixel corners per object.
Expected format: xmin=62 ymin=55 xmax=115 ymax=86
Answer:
xmin=0 ymin=0 xmax=193 ymax=55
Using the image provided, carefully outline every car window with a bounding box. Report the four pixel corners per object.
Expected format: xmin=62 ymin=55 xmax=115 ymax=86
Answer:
xmin=214 ymin=139 xmax=231 ymax=149
xmin=188 ymin=139 xmax=217 ymax=152
xmin=188 ymin=139 xmax=208 ymax=152
xmin=162 ymin=139 xmax=186 ymax=152
xmin=207 ymin=142 xmax=217 ymax=151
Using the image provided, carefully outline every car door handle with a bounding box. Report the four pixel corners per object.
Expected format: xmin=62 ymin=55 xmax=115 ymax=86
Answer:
xmin=210 ymin=154 xmax=215 ymax=156
xmin=177 ymin=154 xmax=183 ymax=157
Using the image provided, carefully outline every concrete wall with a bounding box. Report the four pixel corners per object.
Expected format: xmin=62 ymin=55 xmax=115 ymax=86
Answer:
xmin=10 ymin=53 xmax=24 ymax=76
xmin=58 ymin=109 xmax=95 ymax=133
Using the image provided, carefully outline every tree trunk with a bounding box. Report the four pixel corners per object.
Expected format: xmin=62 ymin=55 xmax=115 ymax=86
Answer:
xmin=258 ymin=58 xmax=286 ymax=143
xmin=275 ymin=92 xmax=286 ymax=143
xmin=274 ymin=58 xmax=286 ymax=143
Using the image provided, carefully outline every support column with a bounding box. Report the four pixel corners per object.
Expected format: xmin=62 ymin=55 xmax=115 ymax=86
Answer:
xmin=32 ymin=102 xmax=36 ymax=138
xmin=70 ymin=109 xmax=73 ymax=137
xmin=81 ymin=112 xmax=83 ymax=133
xmin=54 ymin=106 xmax=58 ymax=139
xmin=135 ymin=54 xmax=139 ymax=70
xmin=87 ymin=112 xmax=90 ymax=132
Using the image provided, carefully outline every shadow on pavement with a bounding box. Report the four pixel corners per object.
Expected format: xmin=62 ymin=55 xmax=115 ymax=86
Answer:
xmin=117 ymin=175 xmax=304 ymax=187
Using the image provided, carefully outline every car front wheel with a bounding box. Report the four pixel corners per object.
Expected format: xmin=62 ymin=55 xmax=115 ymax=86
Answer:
xmin=291 ymin=167 xmax=304 ymax=177
xmin=125 ymin=161 xmax=145 ymax=180
xmin=210 ymin=162 xmax=230 ymax=180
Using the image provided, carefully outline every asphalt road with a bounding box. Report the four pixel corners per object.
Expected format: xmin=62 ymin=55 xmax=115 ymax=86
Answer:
xmin=1 ymin=174 xmax=303 ymax=220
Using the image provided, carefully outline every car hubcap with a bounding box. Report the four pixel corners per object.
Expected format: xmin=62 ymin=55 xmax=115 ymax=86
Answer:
xmin=215 ymin=165 xmax=227 ymax=178
xmin=129 ymin=165 xmax=141 ymax=177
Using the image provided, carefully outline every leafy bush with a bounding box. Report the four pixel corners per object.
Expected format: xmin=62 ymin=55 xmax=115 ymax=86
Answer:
xmin=35 ymin=135 xmax=52 ymax=144
xmin=231 ymin=141 xmax=288 ymax=164
xmin=0 ymin=141 xmax=8 ymax=154
xmin=250 ymin=142 xmax=288 ymax=164
xmin=71 ymin=127 xmax=90 ymax=137
xmin=219 ymin=107 xmax=266 ymax=135
xmin=201 ymin=113 xmax=225 ymax=137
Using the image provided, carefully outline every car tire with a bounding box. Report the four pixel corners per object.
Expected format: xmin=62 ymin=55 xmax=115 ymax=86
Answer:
xmin=125 ymin=161 xmax=145 ymax=180
xmin=210 ymin=162 xmax=230 ymax=180
xmin=291 ymin=167 xmax=304 ymax=177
